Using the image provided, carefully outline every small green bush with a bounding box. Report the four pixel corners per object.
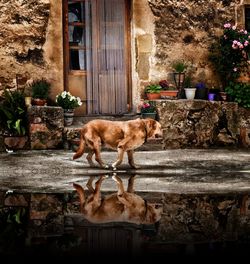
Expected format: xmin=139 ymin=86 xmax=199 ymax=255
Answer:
xmin=31 ymin=79 xmax=51 ymax=99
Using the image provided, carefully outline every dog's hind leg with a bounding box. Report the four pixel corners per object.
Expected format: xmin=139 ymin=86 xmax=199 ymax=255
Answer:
xmin=86 ymin=139 xmax=109 ymax=169
xmin=86 ymin=176 xmax=95 ymax=193
xmin=72 ymin=183 xmax=86 ymax=213
xmin=86 ymin=150 xmax=95 ymax=167
xmin=127 ymin=150 xmax=140 ymax=169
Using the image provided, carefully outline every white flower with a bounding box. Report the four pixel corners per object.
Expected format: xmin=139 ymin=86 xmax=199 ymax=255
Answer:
xmin=69 ymin=96 xmax=74 ymax=101
xmin=77 ymin=97 xmax=82 ymax=106
xmin=61 ymin=91 xmax=67 ymax=98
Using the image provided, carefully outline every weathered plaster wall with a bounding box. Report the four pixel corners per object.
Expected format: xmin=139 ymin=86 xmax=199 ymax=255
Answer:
xmin=132 ymin=0 xmax=248 ymax=109
xmin=0 ymin=0 xmax=63 ymax=99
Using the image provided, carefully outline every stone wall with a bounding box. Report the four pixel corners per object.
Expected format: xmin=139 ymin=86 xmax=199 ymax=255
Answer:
xmin=0 ymin=0 xmax=63 ymax=99
xmin=156 ymin=100 xmax=250 ymax=149
xmin=28 ymin=106 xmax=64 ymax=149
xmin=132 ymin=0 xmax=250 ymax=108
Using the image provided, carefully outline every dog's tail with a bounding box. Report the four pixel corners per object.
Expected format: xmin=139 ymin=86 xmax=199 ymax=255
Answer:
xmin=73 ymin=183 xmax=85 ymax=213
xmin=73 ymin=132 xmax=85 ymax=160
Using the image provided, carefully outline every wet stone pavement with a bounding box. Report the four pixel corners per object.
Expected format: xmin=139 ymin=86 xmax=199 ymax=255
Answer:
xmin=0 ymin=149 xmax=250 ymax=259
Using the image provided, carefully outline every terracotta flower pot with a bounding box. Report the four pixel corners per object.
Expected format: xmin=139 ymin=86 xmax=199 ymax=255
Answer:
xmin=146 ymin=93 xmax=161 ymax=100
xmin=160 ymin=90 xmax=178 ymax=98
xmin=32 ymin=98 xmax=47 ymax=106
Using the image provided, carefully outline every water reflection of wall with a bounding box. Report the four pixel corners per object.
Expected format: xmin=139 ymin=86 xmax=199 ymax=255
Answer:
xmin=1 ymin=176 xmax=250 ymax=257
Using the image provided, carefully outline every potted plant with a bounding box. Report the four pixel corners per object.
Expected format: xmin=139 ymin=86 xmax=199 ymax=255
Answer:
xmin=159 ymin=80 xmax=178 ymax=98
xmin=30 ymin=78 xmax=51 ymax=106
xmin=144 ymin=84 xmax=162 ymax=100
xmin=56 ymin=91 xmax=82 ymax=126
xmin=195 ymin=82 xmax=207 ymax=100
xmin=183 ymin=74 xmax=196 ymax=100
xmin=0 ymin=89 xmax=28 ymax=150
xmin=139 ymin=100 xmax=157 ymax=119
xmin=171 ymin=59 xmax=188 ymax=99
xmin=208 ymin=87 xmax=220 ymax=101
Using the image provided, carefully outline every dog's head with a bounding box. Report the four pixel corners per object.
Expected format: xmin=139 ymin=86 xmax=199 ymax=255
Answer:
xmin=141 ymin=201 xmax=163 ymax=225
xmin=143 ymin=119 xmax=163 ymax=139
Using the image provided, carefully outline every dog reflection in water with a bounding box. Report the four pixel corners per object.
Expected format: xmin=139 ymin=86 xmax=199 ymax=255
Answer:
xmin=73 ymin=174 xmax=163 ymax=225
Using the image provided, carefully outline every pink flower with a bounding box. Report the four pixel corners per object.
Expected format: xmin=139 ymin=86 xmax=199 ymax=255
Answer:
xmin=233 ymin=40 xmax=238 ymax=44
xmin=244 ymin=41 xmax=249 ymax=46
xmin=224 ymin=23 xmax=231 ymax=28
xmin=232 ymin=44 xmax=238 ymax=49
xmin=232 ymin=26 xmax=236 ymax=30
xmin=233 ymin=68 xmax=237 ymax=72
xmin=244 ymin=30 xmax=248 ymax=35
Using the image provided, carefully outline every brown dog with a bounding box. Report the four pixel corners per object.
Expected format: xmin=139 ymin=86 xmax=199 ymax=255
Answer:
xmin=73 ymin=175 xmax=163 ymax=225
xmin=73 ymin=118 xmax=163 ymax=170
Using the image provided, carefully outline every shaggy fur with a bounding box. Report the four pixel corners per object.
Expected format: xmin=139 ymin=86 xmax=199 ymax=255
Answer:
xmin=73 ymin=118 xmax=163 ymax=170
xmin=73 ymin=175 xmax=163 ymax=225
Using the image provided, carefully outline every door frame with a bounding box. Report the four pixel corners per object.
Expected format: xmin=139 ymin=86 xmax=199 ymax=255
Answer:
xmin=62 ymin=0 xmax=132 ymax=115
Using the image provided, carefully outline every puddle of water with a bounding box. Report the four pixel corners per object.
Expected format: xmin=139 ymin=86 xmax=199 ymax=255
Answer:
xmin=1 ymin=173 xmax=250 ymax=259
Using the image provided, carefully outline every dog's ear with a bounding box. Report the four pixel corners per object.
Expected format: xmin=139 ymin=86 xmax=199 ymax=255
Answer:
xmin=146 ymin=119 xmax=157 ymax=129
xmin=145 ymin=119 xmax=157 ymax=137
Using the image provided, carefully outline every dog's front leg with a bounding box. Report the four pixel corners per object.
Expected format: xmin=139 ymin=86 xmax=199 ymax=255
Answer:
xmin=127 ymin=150 xmax=140 ymax=169
xmin=127 ymin=175 xmax=136 ymax=193
xmin=112 ymin=146 xmax=125 ymax=170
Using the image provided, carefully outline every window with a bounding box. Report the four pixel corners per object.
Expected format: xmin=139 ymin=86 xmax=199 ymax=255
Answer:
xmin=64 ymin=0 xmax=91 ymax=74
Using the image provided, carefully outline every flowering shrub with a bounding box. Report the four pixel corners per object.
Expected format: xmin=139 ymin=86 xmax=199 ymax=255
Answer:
xmin=139 ymin=100 xmax=156 ymax=113
xmin=209 ymin=23 xmax=250 ymax=86
xmin=225 ymin=81 xmax=250 ymax=108
xmin=56 ymin=91 xmax=82 ymax=109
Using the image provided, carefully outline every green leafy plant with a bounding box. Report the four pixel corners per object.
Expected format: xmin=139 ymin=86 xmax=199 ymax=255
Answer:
xmin=30 ymin=78 xmax=51 ymax=99
xmin=225 ymin=82 xmax=250 ymax=108
xmin=183 ymin=74 xmax=193 ymax=88
xmin=209 ymin=23 xmax=250 ymax=87
xmin=171 ymin=60 xmax=188 ymax=73
xmin=0 ymin=89 xmax=27 ymax=136
xmin=145 ymin=84 xmax=162 ymax=94
xmin=56 ymin=91 xmax=82 ymax=109
xmin=0 ymin=207 xmax=27 ymax=254
xmin=139 ymin=100 xmax=156 ymax=113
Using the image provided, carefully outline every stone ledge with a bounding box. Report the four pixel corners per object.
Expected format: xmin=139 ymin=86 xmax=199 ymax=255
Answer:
xmin=155 ymin=99 xmax=249 ymax=148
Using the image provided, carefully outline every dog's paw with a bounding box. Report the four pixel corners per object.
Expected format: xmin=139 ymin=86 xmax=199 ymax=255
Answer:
xmin=112 ymin=174 xmax=118 ymax=181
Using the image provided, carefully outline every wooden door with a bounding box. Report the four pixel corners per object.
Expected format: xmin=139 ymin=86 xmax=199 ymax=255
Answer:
xmin=63 ymin=0 xmax=131 ymax=115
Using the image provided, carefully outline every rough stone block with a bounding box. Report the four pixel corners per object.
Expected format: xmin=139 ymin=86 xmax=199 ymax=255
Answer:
xmin=137 ymin=52 xmax=150 ymax=80
xmin=30 ymin=194 xmax=63 ymax=220
xmin=4 ymin=193 xmax=29 ymax=207
xmin=137 ymin=34 xmax=152 ymax=53
xmin=28 ymin=106 xmax=64 ymax=149
xmin=156 ymin=100 xmax=239 ymax=148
